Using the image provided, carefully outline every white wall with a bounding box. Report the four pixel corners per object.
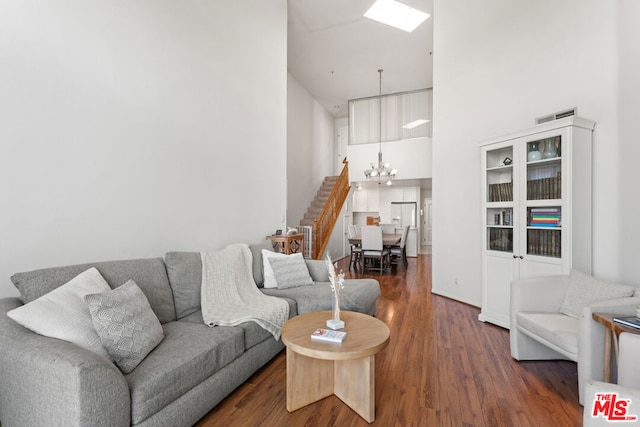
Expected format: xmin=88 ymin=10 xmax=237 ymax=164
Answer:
xmin=286 ymin=73 xmax=335 ymax=229
xmin=0 ymin=0 xmax=288 ymax=298
xmin=347 ymin=137 xmax=433 ymax=182
xmin=618 ymin=0 xmax=640 ymax=283
xmin=432 ymin=0 xmax=628 ymax=305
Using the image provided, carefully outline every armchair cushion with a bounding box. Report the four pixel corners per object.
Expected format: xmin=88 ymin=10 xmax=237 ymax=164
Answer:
xmin=516 ymin=312 xmax=578 ymax=357
xmin=560 ymin=269 xmax=636 ymax=319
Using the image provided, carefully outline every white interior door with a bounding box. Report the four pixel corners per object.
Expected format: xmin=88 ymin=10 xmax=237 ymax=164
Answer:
xmin=422 ymin=198 xmax=432 ymax=245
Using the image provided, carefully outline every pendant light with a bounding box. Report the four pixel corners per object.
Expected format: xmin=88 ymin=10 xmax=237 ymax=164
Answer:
xmin=363 ymin=69 xmax=397 ymax=185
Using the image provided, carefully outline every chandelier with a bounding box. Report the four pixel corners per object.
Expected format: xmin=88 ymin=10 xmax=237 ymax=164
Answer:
xmin=364 ymin=69 xmax=397 ymax=185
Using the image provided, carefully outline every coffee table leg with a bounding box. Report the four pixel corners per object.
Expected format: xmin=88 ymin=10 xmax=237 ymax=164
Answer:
xmin=334 ymin=355 xmax=376 ymax=423
xmin=286 ymin=348 xmax=334 ymax=412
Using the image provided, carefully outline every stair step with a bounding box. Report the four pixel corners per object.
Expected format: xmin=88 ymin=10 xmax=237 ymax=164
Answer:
xmin=297 ymin=174 xmax=344 ymax=257
xmin=310 ymin=200 xmax=326 ymax=209
xmin=304 ymin=209 xmax=320 ymax=218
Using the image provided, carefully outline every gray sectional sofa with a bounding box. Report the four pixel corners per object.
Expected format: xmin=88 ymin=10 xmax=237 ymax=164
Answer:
xmin=0 ymin=240 xmax=380 ymax=427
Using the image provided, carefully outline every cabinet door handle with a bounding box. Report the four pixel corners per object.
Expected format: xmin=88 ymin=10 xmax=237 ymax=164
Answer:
xmin=519 ymin=255 xmax=524 ymax=259
xmin=513 ymin=255 xmax=524 ymax=259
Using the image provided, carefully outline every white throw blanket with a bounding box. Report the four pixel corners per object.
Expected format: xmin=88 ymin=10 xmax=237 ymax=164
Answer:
xmin=201 ymin=243 xmax=289 ymax=340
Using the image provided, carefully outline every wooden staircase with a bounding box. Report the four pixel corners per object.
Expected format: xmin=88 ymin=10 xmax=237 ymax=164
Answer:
xmin=299 ymin=160 xmax=350 ymax=259
xmin=300 ymin=177 xmax=339 ymax=227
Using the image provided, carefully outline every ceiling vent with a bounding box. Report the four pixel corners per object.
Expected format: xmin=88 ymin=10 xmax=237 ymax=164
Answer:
xmin=535 ymin=108 xmax=576 ymax=125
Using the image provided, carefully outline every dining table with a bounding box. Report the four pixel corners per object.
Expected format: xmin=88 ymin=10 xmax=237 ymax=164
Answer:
xmin=348 ymin=233 xmax=402 ymax=248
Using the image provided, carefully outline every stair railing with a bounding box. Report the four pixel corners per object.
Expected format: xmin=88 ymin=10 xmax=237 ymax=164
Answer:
xmin=312 ymin=159 xmax=350 ymax=259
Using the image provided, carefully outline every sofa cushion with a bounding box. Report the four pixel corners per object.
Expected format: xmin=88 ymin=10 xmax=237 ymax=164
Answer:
xmin=7 ymin=267 xmax=112 ymax=359
xmin=516 ymin=312 xmax=578 ymax=356
xmin=11 ymin=258 xmax=176 ymax=324
xmin=179 ymin=296 xmax=297 ymax=351
xmin=165 ymin=241 xmax=276 ymax=319
xmin=180 ymin=311 xmax=271 ymax=349
xmin=305 ymin=259 xmax=330 ymax=282
xmin=560 ymin=269 xmax=636 ymax=319
xmin=84 ymin=279 xmax=165 ymax=374
xmin=249 ymin=239 xmax=274 ymax=287
xmin=125 ymin=320 xmax=244 ymax=425
xmin=261 ymin=279 xmax=380 ymax=315
xmin=268 ymin=253 xmax=313 ymax=289
xmin=164 ymin=251 xmax=202 ymax=320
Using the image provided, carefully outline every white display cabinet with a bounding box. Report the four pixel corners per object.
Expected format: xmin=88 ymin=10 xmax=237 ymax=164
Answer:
xmin=479 ymin=116 xmax=595 ymax=329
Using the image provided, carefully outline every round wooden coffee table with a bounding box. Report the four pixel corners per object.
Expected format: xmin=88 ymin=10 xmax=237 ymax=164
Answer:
xmin=281 ymin=310 xmax=390 ymax=423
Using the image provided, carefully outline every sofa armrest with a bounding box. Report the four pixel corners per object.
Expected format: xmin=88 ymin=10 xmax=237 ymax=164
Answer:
xmin=0 ymin=298 xmax=130 ymax=427
xmin=585 ymin=296 xmax=640 ymax=312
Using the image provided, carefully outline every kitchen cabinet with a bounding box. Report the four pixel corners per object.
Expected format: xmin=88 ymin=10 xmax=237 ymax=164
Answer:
xmin=378 ymin=189 xmax=398 ymax=223
xmin=353 ymin=188 xmax=379 ymax=212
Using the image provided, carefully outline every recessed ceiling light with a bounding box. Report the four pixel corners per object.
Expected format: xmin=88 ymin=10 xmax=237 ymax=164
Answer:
xmin=402 ymin=119 xmax=430 ymax=129
xmin=364 ymin=0 xmax=430 ymax=33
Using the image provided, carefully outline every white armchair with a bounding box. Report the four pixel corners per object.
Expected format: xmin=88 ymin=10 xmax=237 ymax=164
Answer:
xmin=510 ymin=274 xmax=640 ymax=405
xmin=584 ymin=333 xmax=640 ymax=426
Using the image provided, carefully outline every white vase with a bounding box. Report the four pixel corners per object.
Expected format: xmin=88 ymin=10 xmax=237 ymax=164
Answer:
xmin=327 ymin=292 xmax=344 ymax=330
xmin=542 ymin=139 xmax=557 ymax=159
xmin=528 ymin=142 xmax=542 ymax=162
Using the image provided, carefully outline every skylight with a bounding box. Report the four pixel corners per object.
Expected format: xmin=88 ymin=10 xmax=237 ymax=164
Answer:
xmin=363 ymin=0 xmax=430 ymax=33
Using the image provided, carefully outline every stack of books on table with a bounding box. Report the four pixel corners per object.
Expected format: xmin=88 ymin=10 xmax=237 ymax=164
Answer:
xmin=612 ymin=317 xmax=640 ymax=329
xmin=529 ymin=208 xmax=561 ymax=227
xmin=311 ymin=328 xmax=346 ymax=343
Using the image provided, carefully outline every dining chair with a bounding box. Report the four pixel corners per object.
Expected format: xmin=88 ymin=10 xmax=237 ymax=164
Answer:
xmin=391 ymin=226 xmax=409 ymax=268
xmin=347 ymin=225 xmax=362 ymax=270
xmin=360 ymin=226 xmax=390 ymax=275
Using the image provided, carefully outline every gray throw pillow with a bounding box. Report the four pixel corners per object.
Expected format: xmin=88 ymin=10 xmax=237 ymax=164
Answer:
xmin=84 ymin=279 xmax=164 ymax=374
xmin=268 ymin=253 xmax=314 ymax=289
xmin=559 ymin=269 xmax=636 ymax=319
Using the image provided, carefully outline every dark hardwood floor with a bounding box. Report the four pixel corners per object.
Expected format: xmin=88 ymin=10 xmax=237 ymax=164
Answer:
xmin=195 ymin=254 xmax=583 ymax=426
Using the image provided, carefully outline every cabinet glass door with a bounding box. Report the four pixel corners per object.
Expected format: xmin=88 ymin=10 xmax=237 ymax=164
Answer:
xmin=526 ymin=136 xmax=561 ymax=200
xmin=525 ymin=134 xmax=562 ymax=258
xmin=487 ymin=207 xmax=513 ymax=252
xmin=486 ymin=146 xmax=513 ymax=203
xmin=485 ymin=145 xmax=514 ymax=253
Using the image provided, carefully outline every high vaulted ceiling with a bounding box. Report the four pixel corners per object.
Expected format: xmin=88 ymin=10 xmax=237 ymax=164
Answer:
xmin=287 ymin=0 xmax=433 ymax=118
